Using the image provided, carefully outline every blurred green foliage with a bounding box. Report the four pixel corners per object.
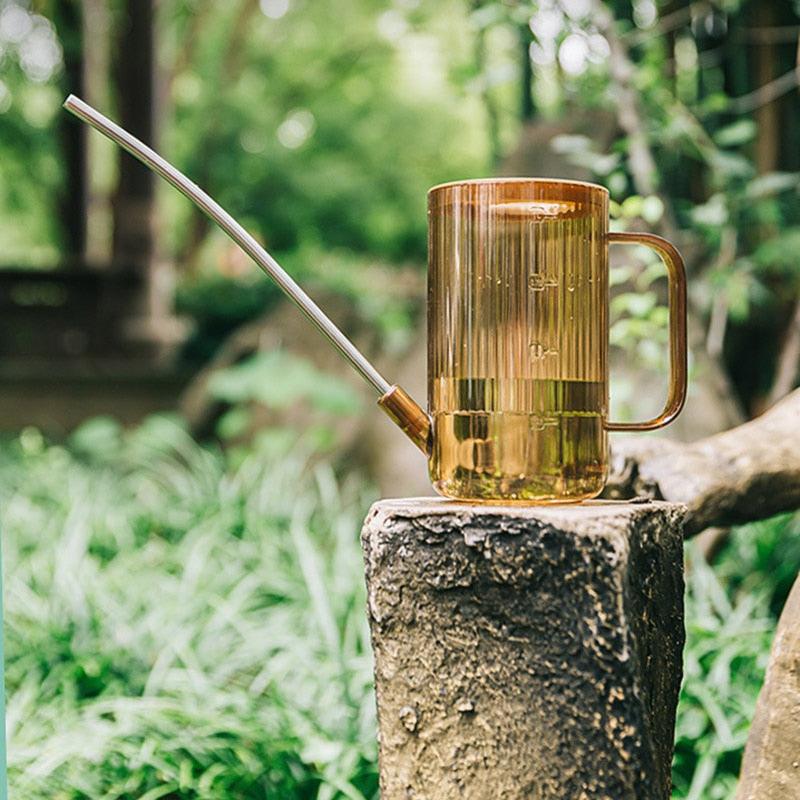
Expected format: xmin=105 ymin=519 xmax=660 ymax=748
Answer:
xmin=0 ymin=0 xmax=488 ymax=267
xmin=208 ymin=350 xmax=362 ymax=416
xmin=673 ymin=514 xmax=800 ymax=799
xmin=161 ymin=0 xmax=487 ymax=263
xmin=174 ymin=274 xmax=283 ymax=363
xmin=1 ymin=1 xmax=800 ymax=798
xmin=208 ymin=349 xmax=363 ymax=461
xmin=2 ymin=420 xmax=379 ymax=799
xmin=175 ymin=247 xmax=418 ymax=364
xmin=0 ymin=5 xmax=64 ymax=265
xmin=2 ymin=0 xmax=798 ymax=406
xmin=1 ymin=0 xmax=799 ymax=406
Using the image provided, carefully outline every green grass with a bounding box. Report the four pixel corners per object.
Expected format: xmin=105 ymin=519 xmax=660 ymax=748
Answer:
xmin=672 ymin=513 xmax=800 ymax=799
xmin=2 ymin=417 xmax=378 ymax=799
xmin=1 ymin=417 xmax=798 ymax=799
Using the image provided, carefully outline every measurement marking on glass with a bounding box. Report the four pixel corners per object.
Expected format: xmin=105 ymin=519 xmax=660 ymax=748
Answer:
xmin=528 ymin=273 xmax=558 ymax=291
xmin=530 ymin=416 xmax=560 ymax=431
xmin=529 ymin=342 xmax=559 ymax=359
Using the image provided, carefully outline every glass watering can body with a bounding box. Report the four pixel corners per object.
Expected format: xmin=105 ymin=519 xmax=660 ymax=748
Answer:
xmin=429 ymin=179 xmax=611 ymax=502
xmin=66 ymin=99 xmax=687 ymax=504
xmin=380 ymin=178 xmax=687 ymax=503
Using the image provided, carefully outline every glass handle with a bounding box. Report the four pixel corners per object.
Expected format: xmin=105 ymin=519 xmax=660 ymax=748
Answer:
xmin=605 ymin=231 xmax=688 ymax=431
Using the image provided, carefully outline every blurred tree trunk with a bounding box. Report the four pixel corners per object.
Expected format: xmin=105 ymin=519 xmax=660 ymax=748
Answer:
xmin=594 ymin=0 xmax=744 ymax=432
xmin=81 ymin=0 xmax=113 ymax=264
xmin=110 ymin=0 xmax=180 ymax=351
xmin=518 ymin=23 xmax=535 ymax=123
xmin=659 ymin=0 xmax=692 ymax=204
xmin=51 ymin=0 xmax=87 ymax=263
xmin=743 ymin=0 xmax=800 ymax=408
xmin=752 ymin=1 xmax=781 ymax=174
xmin=471 ymin=0 xmax=501 ymax=167
xmin=176 ymin=0 xmax=260 ymax=269
xmin=111 ymin=0 xmax=156 ymax=277
xmin=722 ymin=8 xmax=749 ymax=102
xmin=767 ymin=12 xmax=800 ymax=405
xmin=662 ymin=0 xmax=680 ymax=85
xmin=691 ymin=6 xmax=725 ymax=206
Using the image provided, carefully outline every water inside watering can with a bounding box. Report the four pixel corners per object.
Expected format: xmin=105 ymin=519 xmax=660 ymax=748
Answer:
xmin=429 ymin=377 xmax=606 ymax=501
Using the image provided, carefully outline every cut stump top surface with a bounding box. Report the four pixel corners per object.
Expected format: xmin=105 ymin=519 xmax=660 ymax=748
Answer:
xmin=366 ymin=497 xmax=687 ymax=540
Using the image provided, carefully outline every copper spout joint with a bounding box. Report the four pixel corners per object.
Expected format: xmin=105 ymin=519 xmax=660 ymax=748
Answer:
xmin=377 ymin=385 xmax=431 ymax=455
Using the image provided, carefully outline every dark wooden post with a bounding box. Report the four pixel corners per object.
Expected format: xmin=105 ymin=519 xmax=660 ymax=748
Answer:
xmin=111 ymin=0 xmax=156 ymax=278
xmin=518 ymin=22 xmax=535 ymax=123
xmin=52 ymin=0 xmax=88 ymax=261
xmin=110 ymin=0 xmax=182 ymax=354
xmin=362 ymin=499 xmax=686 ymax=799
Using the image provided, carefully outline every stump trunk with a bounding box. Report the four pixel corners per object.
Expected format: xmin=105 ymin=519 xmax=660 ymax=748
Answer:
xmin=361 ymin=498 xmax=686 ymax=800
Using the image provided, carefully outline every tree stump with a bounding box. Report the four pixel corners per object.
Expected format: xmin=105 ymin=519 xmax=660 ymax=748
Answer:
xmin=361 ymin=498 xmax=686 ymax=800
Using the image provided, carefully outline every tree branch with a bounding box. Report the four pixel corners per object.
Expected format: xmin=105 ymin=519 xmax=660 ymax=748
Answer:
xmin=592 ymin=0 xmax=673 ymax=231
xmin=471 ymin=1 xmax=502 ymax=167
xmin=727 ymin=67 xmax=800 ymax=115
xmin=176 ymin=0 xmax=260 ymax=269
xmin=592 ymin=0 xmax=745 ymax=429
xmin=604 ymin=389 xmax=800 ymax=536
xmin=167 ymin=5 xmax=208 ymax=93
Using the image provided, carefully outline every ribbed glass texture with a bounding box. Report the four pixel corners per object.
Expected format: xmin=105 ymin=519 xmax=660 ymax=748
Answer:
xmin=427 ymin=179 xmax=609 ymax=502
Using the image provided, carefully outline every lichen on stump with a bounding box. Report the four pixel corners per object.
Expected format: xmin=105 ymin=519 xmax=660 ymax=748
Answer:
xmin=361 ymin=498 xmax=686 ymax=800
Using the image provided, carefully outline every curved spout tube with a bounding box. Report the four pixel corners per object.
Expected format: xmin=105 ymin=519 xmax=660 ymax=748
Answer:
xmin=63 ymin=94 xmax=430 ymax=452
xmin=64 ymin=94 xmax=388 ymax=394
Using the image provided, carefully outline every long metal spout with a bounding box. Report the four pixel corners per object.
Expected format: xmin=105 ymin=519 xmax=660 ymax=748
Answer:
xmin=63 ymin=94 xmax=430 ymax=454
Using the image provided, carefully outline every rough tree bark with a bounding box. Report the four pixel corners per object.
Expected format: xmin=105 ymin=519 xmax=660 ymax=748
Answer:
xmin=604 ymin=388 xmax=800 ymax=537
xmin=736 ymin=573 xmax=800 ymax=800
xmin=362 ymin=499 xmax=686 ymax=800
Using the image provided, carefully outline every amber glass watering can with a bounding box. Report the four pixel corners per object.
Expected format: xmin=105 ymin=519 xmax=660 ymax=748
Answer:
xmin=65 ymin=97 xmax=687 ymax=504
